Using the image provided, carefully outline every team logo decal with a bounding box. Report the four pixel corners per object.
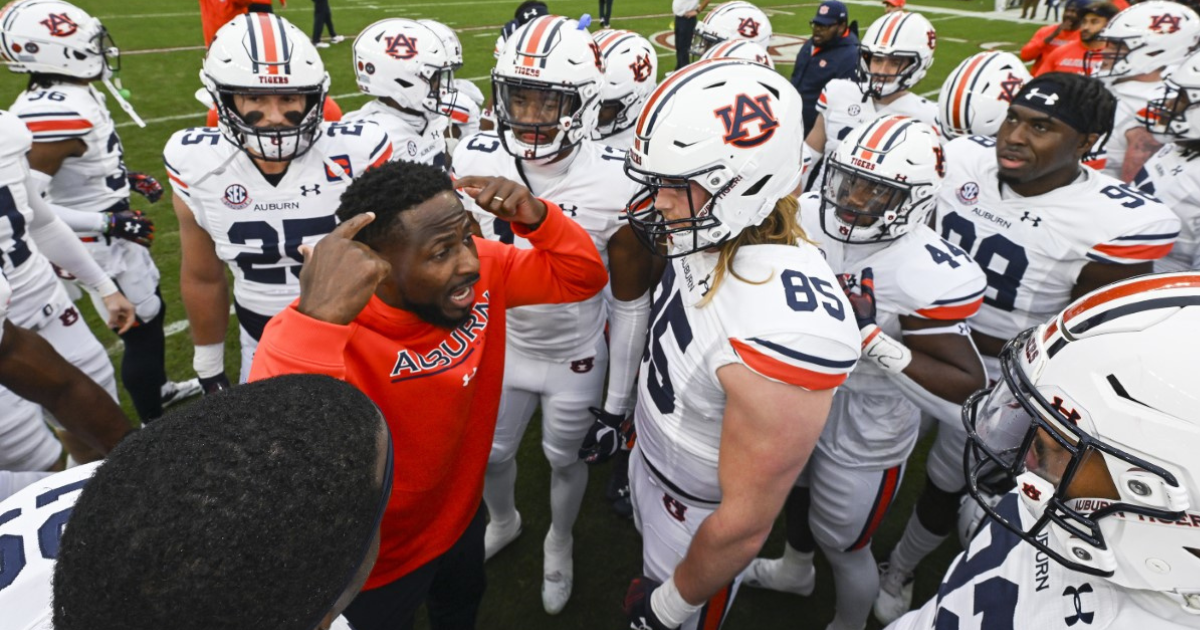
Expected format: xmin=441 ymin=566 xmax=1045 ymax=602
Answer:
xmin=737 ymin=17 xmax=760 ymax=39
xmin=956 ymin=181 xmax=980 ymax=205
xmin=1149 ymin=13 xmax=1183 ymax=34
xmin=407 ymin=140 xmax=418 ymax=157
xmin=222 ymin=184 xmax=251 ymax=210
xmin=848 ymin=104 xmax=861 ymax=117
xmin=933 ymin=145 xmax=945 ymax=178
xmin=629 ymin=53 xmax=653 ymax=82
xmin=998 ymin=72 xmax=1024 ymax=103
xmin=384 ymin=34 xmax=419 ymax=60
xmin=1021 ymin=482 xmax=1042 ymax=501
xmin=927 ymin=29 xmax=937 ymax=50
xmin=714 ymin=93 xmax=778 ymax=148
xmin=570 ymin=357 xmax=595 ymax=373
xmin=590 ymin=41 xmax=604 ymax=72
xmin=662 ymin=494 xmax=687 ymax=522
xmin=40 ymin=12 xmax=77 ymax=37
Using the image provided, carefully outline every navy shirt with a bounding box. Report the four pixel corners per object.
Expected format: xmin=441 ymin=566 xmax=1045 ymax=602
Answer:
xmin=790 ymin=30 xmax=861 ymax=136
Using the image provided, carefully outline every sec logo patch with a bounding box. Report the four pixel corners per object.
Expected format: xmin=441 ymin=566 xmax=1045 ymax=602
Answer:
xmin=957 ymin=181 xmax=980 ymax=205
xmin=848 ymin=104 xmax=861 ymax=117
xmin=223 ymin=184 xmax=250 ymax=210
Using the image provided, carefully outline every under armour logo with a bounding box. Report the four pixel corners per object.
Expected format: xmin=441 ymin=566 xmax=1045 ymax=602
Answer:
xmin=1024 ymin=87 xmax=1060 ymax=106
xmin=559 ymin=203 xmax=579 ymax=217
xmin=40 ymin=12 xmax=78 ymax=37
xmin=1020 ymin=211 xmax=1041 ymax=226
xmin=1063 ymin=584 xmax=1095 ymax=626
xmin=1050 ymin=396 xmax=1082 ymax=424
xmin=462 ymin=367 xmax=477 ymax=387
xmin=839 ymin=273 xmax=857 ymax=290
xmin=301 ymin=184 xmax=321 ymax=196
xmin=124 ymin=223 xmax=143 ymax=235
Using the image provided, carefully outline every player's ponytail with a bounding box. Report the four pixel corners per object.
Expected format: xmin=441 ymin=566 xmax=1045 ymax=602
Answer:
xmin=699 ymin=195 xmax=812 ymax=306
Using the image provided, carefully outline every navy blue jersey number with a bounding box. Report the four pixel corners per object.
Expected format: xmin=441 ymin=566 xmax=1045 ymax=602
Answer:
xmin=644 ymin=267 xmax=694 ymax=415
xmin=940 ymin=212 xmax=1028 ymax=312
xmin=0 ymin=477 xmax=88 ymax=592
xmin=228 ymin=216 xmax=337 ymax=284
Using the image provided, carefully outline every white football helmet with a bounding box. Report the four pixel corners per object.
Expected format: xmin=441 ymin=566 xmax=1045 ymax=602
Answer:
xmin=625 ymin=59 xmax=804 ymax=257
xmin=938 ymin=51 xmax=1032 ymax=139
xmin=0 ymin=0 xmax=115 ymax=78
xmin=592 ymin=29 xmax=658 ymax=140
xmin=1087 ymin=1 xmax=1200 ymax=81
xmin=1143 ymin=48 xmax=1200 ymax=140
xmin=859 ymin=11 xmax=937 ymax=99
xmin=417 ymin=19 xmax=463 ymax=71
xmin=821 ymin=115 xmax=943 ymax=243
xmin=964 ymin=272 xmax=1200 ymax=613
xmin=690 ymin=1 xmax=773 ymax=60
xmin=202 ymin=13 xmax=329 ymax=162
xmin=492 ymin=15 xmax=603 ymax=160
xmin=354 ymin=19 xmax=456 ymax=118
xmin=700 ymin=39 xmax=775 ymax=69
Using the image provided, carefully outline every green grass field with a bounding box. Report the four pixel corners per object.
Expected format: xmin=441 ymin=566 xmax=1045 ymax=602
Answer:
xmin=0 ymin=0 xmax=1055 ymax=627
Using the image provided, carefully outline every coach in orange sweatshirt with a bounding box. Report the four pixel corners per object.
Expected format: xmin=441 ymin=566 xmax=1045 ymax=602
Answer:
xmin=248 ymin=161 xmax=608 ymax=630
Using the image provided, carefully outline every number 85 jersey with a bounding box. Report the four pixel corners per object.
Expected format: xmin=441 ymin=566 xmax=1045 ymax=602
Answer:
xmin=935 ymin=136 xmax=1180 ymax=341
xmin=634 ymin=244 xmax=861 ymax=503
xmin=163 ymin=122 xmax=392 ymax=318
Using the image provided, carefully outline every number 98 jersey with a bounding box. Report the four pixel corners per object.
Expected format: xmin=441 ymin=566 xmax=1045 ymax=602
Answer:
xmin=634 ymin=244 xmax=861 ymax=503
xmin=163 ymin=122 xmax=392 ymax=319
xmin=0 ymin=462 xmax=100 ymax=630
xmin=934 ymin=136 xmax=1181 ymax=341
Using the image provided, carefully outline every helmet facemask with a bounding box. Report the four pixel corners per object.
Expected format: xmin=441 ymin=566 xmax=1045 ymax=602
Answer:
xmin=1085 ymin=37 xmax=1138 ymax=81
xmin=623 ymin=162 xmax=731 ymax=258
xmin=858 ymin=49 xmax=919 ymax=98
xmin=213 ymin=86 xmax=326 ymax=162
xmin=1142 ymin=79 xmax=1200 ymax=140
xmin=819 ymin=160 xmax=927 ymax=243
xmin=689 ymin=27 xmax=726 ymax=61
xmin=493 ymin=76 xmax=590 ymax=160
xmin=964 ymin=329 xmax=1188 ymax=578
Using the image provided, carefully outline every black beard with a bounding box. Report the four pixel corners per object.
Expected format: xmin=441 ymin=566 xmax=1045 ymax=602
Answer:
xmin=404 ymin=299 xmax=472 ymax=330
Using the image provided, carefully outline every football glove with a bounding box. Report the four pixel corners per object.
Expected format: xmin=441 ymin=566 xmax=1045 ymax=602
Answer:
xmin=624 ymin=577 xmax=673 ymax=630
xmin=840 ymin=267 xmax=912 ymax=374
xmin=104 ymin=210 xmax=155 ymax=247
xmin=127 ymin=171 xmax=164 ymax=204
xmin=579 ymin=407 xmax=634 ymax=464
xmin=199 ymin=373 xmax=232 ymax=395
xmin=838 ymin=267 xmax=877 ymax=331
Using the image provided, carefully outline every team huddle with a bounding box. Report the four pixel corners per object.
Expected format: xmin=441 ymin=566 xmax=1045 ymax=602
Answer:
xmin=0 ymin=0 xmax=1199 ymax=628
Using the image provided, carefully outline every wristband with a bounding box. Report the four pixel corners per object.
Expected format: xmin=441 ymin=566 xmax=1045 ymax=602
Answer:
xmin=861 ymin=324 xmax=913 ymax=374
xmin=650 ymin=575 xmax=703 ymax=628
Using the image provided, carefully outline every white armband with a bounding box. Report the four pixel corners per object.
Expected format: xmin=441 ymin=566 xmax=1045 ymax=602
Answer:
xmin=604 ymin=291 xmax=651 ymax=416
xmin=651 ymin=575 xmax=703 ymax=628
xmin=861 ymin=324 xmax=912 ymax=374
xmin=902 ymin=321 xmax=971 ymax=337
xmin=193 ymin=342 xmax=226 ymax=379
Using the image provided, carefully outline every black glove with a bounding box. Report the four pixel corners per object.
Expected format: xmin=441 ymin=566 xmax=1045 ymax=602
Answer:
xmin=624 ymin=577 xmax=672 ymax=630
xmin=579 ymin=407 xmax=634 ymax=464
xmin=838 ymin=267 xmax=877 ymax=331
xmin=127 ymin=171 xmax=164 ymax=204
xmin=199 ymin=373 xmax=232 ymax=395
xmin=104 ymin=210 xmax=155 ymax=247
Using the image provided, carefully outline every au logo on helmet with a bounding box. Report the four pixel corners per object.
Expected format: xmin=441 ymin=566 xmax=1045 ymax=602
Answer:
xmin=1149 ymin=13 xmax=1183 ymax=34
xmin=39 ymin=12 xmax=77 ymax=37
xmin=630 ymin=53 xmax=653 ymax=82
xmin=714 ymin=93 xmax=779 ymax=148
xmin=384 ymin=34 xmax=419 ymax=60
xmin=998 ymin=73 xmax=1024 ymax=103
xmin=738 ymin=17 xmax=760 ymax=38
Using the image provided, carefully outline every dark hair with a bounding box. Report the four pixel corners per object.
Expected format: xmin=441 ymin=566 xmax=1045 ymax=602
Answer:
xmin=1080 ymin=0 xmax=1120 ymax=19
xmin=27 ymin=73 xmax=76 ymax=90
xmin=1015 ymin=72 xmax=1116 ymax=149
xmin=53 ymin=374 xmax=387 ymax=630
xmin=335 ymin=160 xmax=455 ymax=249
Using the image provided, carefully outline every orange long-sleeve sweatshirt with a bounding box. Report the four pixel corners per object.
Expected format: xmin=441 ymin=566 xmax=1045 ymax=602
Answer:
xmin=249 ymin=202 xmax=608 ymax=588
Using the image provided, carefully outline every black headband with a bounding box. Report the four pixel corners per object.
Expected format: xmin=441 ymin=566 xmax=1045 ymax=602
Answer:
xmin=1013 ymin=75 xmax=1090 ymax=134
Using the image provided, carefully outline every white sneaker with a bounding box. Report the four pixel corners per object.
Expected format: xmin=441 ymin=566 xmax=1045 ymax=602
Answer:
xmin=484 ymin=511 xmax=521 ymax=561
xmin=542 ymin=531 xmax=573 ymax=615
xmin=873 ymin=561 xmax=915 ymax=625
xmin=162 ymin=379 xmax=202 ymax=409
xmin=315 ymin=42 xmax=331 ymax=49
xmin=742 ymin=556 xmax=815 ymax=596
xmin=330 ymin=35 xmax=345 ymax=44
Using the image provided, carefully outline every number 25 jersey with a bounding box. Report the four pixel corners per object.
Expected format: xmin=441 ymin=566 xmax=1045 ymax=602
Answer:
xmin=935 ymin=136 xmax=1180 ymax=341
xmin=163 ymin=122 xmax=392 ymax=319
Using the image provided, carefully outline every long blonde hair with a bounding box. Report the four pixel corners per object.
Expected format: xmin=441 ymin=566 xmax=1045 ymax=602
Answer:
xmin=697 ymin=195 xmax=812 ymax=307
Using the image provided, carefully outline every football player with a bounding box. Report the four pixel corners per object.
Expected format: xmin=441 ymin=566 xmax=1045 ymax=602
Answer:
xmin=1086 ymin=0 xmax=1200 ymax=182
xmin=343 ymin=18 xmax=456 ymax=169
xmin=1135 ymin=47 xmax=1200 ymax=273
xmin=0 ymin=374 xmax=389 ymax=630
xmin=876 ymin=71 xmax=1180 ymax=622
xmin=3 ymin=0 xmax=197 ymax=424
xmin=745 ymin=116 xmax=987 ymax=630
xmin=620 ymin=59 xmax=861 ymax=630
xmin=937 ymin=51 xmax=1032 ymax=141
xmin=699 ymin=39 xmax=775 ymax=68
xmin=452 ymin=15 xmax=655 ymax=615
xmin=802 ymin=11 xmax=939 ymax=191
xmin=889 ymin=272 xmax=1200 ymax=629
xmin=0 ymin=108 xmax=136 ymax=469
xmin=689 ymin=1 xmax=772 ymax=62
xmin=167 ymin=14 xmax=392 ymax=389
xmin=593 ymin=29 xmax=658 ymax=151
xmin=417 ymin=19 xmax=487 ymax=153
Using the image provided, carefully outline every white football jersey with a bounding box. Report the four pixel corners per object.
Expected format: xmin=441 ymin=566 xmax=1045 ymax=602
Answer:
xmin=1100 ymin=80 xmax=1165 ymax=180
xmin=888 ymin=492 xmax=1200 ymax=630
xmin=0 ymin=110 xmax=70 ymax=329
xmin=163 ymin=122 xmax=392 ymax=321
xmin=603 ymin=126 xmax=636 ymax=152
xmin=799 ymin=194 xmax=985 ymax=468
xmin=451 ymin=135 xmax=636 ymax=360
xmin=634 ymin=245 xmax=861 ymax=503
xmin=0 ymin=462 xmax=100 ymax=630
xmin=10 ymin=83 xmax=128 ymax=220
xmin=0 ymin=269 xmax=10 ymax=345
xmin=445 ymin=79 xmax=484 ymax=139
xmin=1133 ymin=143 xmax=1200 ymax=273
xmin=816 ymin=79 xmax=939 ymax=160
xmin=342 ymin=100 xmax=446 ymax=168
xmin=935 ymin=135 xmax=1180 ymax=341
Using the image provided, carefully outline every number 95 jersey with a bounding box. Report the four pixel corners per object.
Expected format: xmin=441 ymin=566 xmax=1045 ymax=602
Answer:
xmin=935 ymin=136 xmax=1180 ymax=341
xmin=0 ymin=462 xmax=100 ymax=630
xmin=163 ymin=122 xmax=392 ymax=318
xmin=634 ymin=244 xmax=861 ymax=503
